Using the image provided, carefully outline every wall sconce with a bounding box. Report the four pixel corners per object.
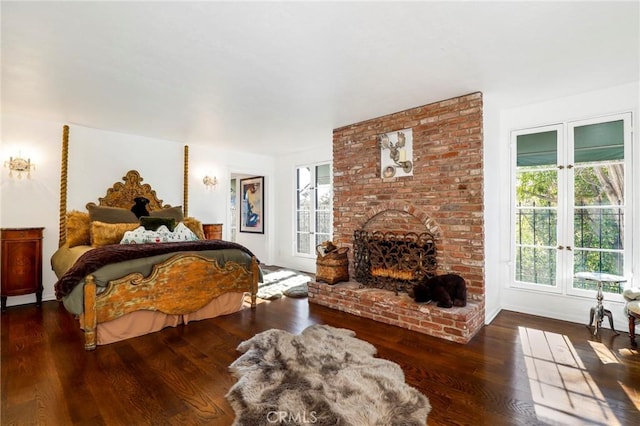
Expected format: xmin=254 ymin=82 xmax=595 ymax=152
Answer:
xmin=4 ymin=156 xmax=35 ymax=179
xmin=378 ymin=131 xmax=413 ymax=177
xmin=203 ymin=175 xmax=217 ymax=189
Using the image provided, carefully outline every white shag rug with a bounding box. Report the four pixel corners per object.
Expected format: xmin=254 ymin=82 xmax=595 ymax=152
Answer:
xmin=226 ymin=324 xmax=431 ymax=425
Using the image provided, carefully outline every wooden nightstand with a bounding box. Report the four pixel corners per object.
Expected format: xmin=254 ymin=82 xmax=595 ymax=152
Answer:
xmin=202 ymin=223 xmax=223 ymax=240
xmin=1 ymin=227 xmax=44 ymax=312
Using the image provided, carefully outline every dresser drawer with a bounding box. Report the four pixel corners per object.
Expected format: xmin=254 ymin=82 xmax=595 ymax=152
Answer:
xmin=202 ymin=223 xmax=223 ymax=240
xmin=1 ymin=228 xmax=44 ymax=241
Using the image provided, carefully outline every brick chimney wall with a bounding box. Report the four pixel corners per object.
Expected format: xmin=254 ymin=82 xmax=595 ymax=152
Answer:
xmin=332 ymin=92 xmax=485 ymax=302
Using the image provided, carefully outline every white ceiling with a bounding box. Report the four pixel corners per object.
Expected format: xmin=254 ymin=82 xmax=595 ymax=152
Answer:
xmin=2 ymin=1 xmax=638 ymax=155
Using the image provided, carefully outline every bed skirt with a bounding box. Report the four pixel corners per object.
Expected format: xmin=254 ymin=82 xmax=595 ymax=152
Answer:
xmin=79 ymin=292 xmax=245 ymax=345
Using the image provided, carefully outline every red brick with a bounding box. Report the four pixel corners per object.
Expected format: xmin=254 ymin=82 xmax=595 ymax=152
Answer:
xmin=327 ymin=92 xmax=485 ymax=344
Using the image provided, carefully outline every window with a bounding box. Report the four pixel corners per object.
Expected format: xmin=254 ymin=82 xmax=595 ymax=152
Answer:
xmin=514 ymin=125 xmax=561 ymax=288
xmin=296 ymin=163 xmax=332 ymax=256
xmin=513 ymin=113 xmax=632 ymax=297
xmin=570 ymin=118 xmax=626 ymax=295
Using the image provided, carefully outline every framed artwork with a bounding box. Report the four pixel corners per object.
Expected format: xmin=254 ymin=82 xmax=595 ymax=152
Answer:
xmin=239 ymin=176 xmax=264 ymax=234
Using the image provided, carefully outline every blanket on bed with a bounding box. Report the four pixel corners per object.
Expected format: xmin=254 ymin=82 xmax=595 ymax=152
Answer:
xmin=54 ymin=240 xmax=258 ymax=299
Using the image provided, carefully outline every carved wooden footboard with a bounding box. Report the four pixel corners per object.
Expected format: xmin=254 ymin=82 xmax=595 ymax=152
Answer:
xmin=82 ymin=254 xmax=259 ymax=350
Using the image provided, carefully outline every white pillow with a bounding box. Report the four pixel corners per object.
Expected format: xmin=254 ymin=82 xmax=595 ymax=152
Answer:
xmin=120 ymin=223 xmax=198 ymax=244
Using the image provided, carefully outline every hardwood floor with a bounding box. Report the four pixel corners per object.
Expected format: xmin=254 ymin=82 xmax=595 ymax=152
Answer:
xmin=2 ymin=298 xmax=639 ymax=425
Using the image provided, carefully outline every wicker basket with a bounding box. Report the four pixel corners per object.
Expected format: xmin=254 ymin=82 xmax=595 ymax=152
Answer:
xmin=316 ymin=246 xmax=350 ymax=285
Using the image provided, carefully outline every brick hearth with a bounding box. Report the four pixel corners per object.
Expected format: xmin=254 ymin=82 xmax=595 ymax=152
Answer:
xmin=308 ymin=280 xmax=484 ymax=344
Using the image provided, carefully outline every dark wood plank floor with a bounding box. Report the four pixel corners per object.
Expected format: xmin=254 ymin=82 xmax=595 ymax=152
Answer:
xmin=2 ymin=298 xmax=639 ymax=425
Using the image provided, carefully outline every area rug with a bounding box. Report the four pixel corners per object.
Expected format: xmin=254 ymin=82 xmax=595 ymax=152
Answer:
xmin=226 ymin=324 xmax=430 ymax=425
xmin=257 ymin=267 xmax=311 ymax=300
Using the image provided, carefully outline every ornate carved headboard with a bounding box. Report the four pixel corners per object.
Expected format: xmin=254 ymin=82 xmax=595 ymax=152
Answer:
xmin=85 ymin=170 xmax=171 ymax=211
xmin=58 ymin=125 xmax=190 ymax=247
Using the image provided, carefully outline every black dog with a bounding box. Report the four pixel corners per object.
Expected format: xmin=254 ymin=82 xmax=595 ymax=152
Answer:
xmin=131 ymin=196 xmax=150 ymax=218
xmin=410 ymin=273 xmax=467 ymax=308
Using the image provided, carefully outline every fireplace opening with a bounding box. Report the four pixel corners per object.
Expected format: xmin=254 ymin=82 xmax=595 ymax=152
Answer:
xmin=353 ymin=230 xmax=437 ymax=294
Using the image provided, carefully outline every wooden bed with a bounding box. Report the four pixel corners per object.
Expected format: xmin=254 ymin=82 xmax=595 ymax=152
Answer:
xmin=54 ymin=126 xmax=259 ymax=350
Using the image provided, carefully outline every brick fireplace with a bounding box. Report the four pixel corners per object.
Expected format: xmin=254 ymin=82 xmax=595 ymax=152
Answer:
xmin=308 ymin=92 xmax=485 ymax=343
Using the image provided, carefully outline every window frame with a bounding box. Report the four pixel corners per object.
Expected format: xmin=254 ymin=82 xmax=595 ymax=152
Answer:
xmin=566 ymin=113 xmax=632 ymax=301
xmin=294 ymin=161 xmax=333 ymax=258
xmin=511 ymin=123 xmax=564 ymax=294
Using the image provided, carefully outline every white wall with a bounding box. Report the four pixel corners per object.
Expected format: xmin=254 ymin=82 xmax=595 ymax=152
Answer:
xmin=0 ymin=114 xmax=275 ymax=308
xmin=65 ymin=125 xmax=184 ymax=210
xmin=482 ymin=93 xmax=505 ymax=324
xmin=272 ymin=143 xmax=332 ymax=273
xmin=187 ymin=144 xmax=275 ymax=265
xmin=487 ymin=82 xmax=639 ymax=331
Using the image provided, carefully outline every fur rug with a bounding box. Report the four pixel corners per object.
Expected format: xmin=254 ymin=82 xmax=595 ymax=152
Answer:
xmin=226 ymin=324 xmax=431 ymax=425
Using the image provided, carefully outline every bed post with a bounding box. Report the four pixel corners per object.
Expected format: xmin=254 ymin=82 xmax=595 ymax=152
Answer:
xmin=84 ymin=275 xmax=97 ymax=350
xmin=58 ymin=125 xmax=70 ymax=248
xmin=183 ymin=145 xmax=189 ymax=218
xmin=251 ymin=257 xmax=259 ymax=308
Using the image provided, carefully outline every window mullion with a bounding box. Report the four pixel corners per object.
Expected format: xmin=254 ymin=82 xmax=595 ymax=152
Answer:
xmin=560 ymin=123 xmax=573 ymax=293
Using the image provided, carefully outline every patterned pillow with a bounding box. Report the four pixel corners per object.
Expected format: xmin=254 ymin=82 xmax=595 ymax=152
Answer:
xmin=120 ymin=223 xmax=199 ymax=244
xmin=66 ymin=210 xmax=90 ymax=247
xmin=90 ymin=221 xmax=140 ymax=247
